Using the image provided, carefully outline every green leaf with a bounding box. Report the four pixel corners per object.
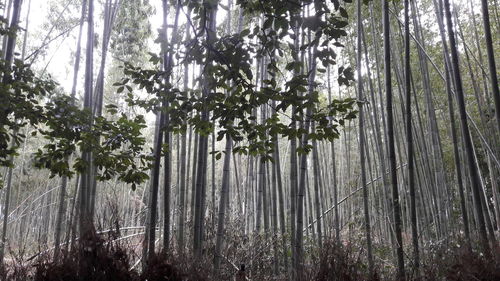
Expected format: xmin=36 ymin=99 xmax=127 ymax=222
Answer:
xmin=240 ymin=29 xmax=251 ymax=37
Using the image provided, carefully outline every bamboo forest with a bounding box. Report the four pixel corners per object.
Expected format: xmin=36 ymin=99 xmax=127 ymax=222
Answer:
xmin=0 ymin=0 xmax=498 ymax=280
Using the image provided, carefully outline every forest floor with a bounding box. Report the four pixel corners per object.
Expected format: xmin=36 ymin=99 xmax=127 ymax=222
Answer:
xmin=0 ymin=233 xmax=498 ymax=281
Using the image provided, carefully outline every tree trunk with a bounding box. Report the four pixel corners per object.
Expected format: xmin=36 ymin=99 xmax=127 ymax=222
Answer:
xmin=480 ymin=0 xmax=500 ymax=135
xmin=356 ymin=1 xmax=374 ymax=275
xmin=79 ymin=0 xmax=94 ymax=240
xmin=404 ymin=0 xmax=419 ymax=276
xmin=193 ymin=3 xmax=217 ymax=257
xmin=177 ymin=6 xmax=192 ymax=254
xmin=442 ymin=0 xmax=491 ymax=256
xmin=383 ymin=0 xmax=406 ymax=278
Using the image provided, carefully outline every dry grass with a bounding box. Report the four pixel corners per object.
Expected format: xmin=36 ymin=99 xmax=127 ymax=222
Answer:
xmin=0 ymin=230 xmax=498 ymax=280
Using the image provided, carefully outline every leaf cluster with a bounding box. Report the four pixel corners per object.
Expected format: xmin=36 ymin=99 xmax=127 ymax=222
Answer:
xmin=0 ymin=57 xmax=152 ymax=189
xmin=33 ymin=95 xmax=153 ymax=189
xmin=115 ymin=0 xmax=358 ymax=159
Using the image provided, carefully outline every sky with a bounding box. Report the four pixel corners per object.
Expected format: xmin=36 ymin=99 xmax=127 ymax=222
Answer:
xmin=11 ymin=0 xmax=476 ymax=97
xmin=17 ymin=0 xmax=235 ymax=97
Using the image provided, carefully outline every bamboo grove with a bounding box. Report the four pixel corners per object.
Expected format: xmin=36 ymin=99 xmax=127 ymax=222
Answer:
xmin=0 ymin=0 xmax=498 ymax=280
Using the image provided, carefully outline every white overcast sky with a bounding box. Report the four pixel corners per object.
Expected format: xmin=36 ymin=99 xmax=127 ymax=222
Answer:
xmin=15 ymin=0 xmax=474 ymax=95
